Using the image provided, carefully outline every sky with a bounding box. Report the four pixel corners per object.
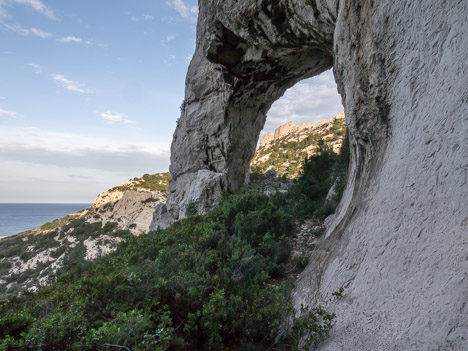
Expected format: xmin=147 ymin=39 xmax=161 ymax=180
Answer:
xmin=0 ymin=0 xmax=343 ymax=203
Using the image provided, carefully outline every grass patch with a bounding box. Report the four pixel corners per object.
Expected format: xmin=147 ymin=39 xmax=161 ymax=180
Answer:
xmin=109 ymin=172 xmax=170 ymax=193
xmin=40 ymin=212 xmax=83 ymax=232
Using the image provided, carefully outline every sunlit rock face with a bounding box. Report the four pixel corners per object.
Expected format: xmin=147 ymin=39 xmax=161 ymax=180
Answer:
xmin=155 ymin=0 xmax=468 ymax=349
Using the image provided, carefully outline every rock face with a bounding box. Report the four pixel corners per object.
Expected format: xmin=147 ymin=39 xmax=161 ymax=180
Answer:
xmin=274 ymin=121 xmax=297 ymax=139
xmin=158 ymin=0 xmax=468 ymax=349
xmin=85 ymin=186 xmax=166 ymax=235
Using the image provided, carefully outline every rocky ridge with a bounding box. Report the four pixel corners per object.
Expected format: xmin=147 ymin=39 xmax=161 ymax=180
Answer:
xmin=251 ymin=111 xmax=346 ymax=178
xmin=82 ymin=173 xmax=169 ymax=235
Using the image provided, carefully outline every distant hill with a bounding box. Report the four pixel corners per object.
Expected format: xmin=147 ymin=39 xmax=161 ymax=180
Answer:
xmin=251 ymin=111 xmax=346 ymax=178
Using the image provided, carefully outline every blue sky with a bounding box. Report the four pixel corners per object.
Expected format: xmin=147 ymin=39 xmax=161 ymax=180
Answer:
xmin=0 ymin=0 xmax=343 ymax=203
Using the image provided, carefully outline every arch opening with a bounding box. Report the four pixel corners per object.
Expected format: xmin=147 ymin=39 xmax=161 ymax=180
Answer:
xmin=251 ymin=70 xmax=345 ymax=180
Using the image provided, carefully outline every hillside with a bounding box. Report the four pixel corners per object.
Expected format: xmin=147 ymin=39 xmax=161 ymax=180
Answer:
xmin=251 ymin=111 xmax=346 ymax=178
xmin=0 ymin=173 xmax=169 ymax=300
xmin=0 ymin=143 xmax=348 ymax=349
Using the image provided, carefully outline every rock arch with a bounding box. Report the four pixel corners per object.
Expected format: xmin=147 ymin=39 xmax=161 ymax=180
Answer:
xmin=154 ymin=0 xmax=468 ymax=349
xmin=160 ymin=0 xmax=339 ymax=223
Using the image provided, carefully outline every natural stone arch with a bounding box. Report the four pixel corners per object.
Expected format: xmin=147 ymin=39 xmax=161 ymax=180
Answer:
xmin=154 ymin=1 xmax=468 ymax=349
xmin=157 ymin=0 xmax=346 ymax=224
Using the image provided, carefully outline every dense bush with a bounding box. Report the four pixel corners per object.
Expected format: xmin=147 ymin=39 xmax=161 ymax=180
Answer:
xmin=288 ymin=139 xmax=348 ymax=220
xmin=0 ymin=147 xmax=349 ymax=350
xmin=0 ymin=193 xmax=336 ymax=350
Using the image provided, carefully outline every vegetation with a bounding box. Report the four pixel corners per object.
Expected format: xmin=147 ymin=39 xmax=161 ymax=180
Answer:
xmin=39 ymin=212 xmax=85 ymax=232
xmin=109 ymin=173 xmax=170 ymax=193
xmin=289 ymin=139 xmax=348 ymax=220
xmin=0 ymin=140 xmax=349 ymax=350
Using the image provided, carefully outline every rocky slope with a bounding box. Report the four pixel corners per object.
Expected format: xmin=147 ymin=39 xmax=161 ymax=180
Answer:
xmin=0 ymin=173 xmax=168 ymax=300
xmin=155 ymin=0 xmax=468 ymax=349
xmin=251 ymin=111 xmax=346 ymax=178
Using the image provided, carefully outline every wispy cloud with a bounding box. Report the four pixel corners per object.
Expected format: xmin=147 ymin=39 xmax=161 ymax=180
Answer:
xmin=0 ymin=0 xmax=56 ymax=40
xmin=2 ymin=22 xmax=28 ymax=35
xmin=0 ymin=108 xmax=18 ymax=118
xmin=27 ymin=63 xmax=42 ymax=73
xmin=30 ymin=27 xmax=51 ymax=37
xmin=0 ymin=144 xmax=169 ymax=173
xmin=163 ymin=55 xmax=176 ymax=64
xmin=262 ymin=70 xmax=343 ymax=135
xmin=100 ymin=111 xmax=135 ymax=124
xmin=56 ymin=36 xmax=91 ymax=45
xmin=166 ymin=0 xmax=198 ymax=22
xmin=0 ymin=127 xmax=169 ymax=173
xmin=160 ymin=35 xmax=175 ymax=46
xmin=0 ymin=0 xmax=56 ymax=24
xmin=51 ymin=74 xmax=93 ymax=94
xmin=10 ymin=0 xmax=56 ymax=20
xmin=2 ymin=22 xmax=51 ymax=37
xmin=130 ymin=14 xmax=154 ymax=22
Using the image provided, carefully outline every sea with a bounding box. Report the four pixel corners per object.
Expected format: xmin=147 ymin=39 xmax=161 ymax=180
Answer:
xmin=0 ymin=203 xmax=91 ymax=237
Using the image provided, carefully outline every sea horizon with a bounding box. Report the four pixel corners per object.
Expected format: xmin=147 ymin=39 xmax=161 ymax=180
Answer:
xmin=0 ymin=203 xmax=92 ymax=237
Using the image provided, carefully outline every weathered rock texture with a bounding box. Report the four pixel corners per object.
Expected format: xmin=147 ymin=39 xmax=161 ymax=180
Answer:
xmin=159 ymin=0 xmax=468 ymax=349
xmin=85 ymin=186 xmax=166 ymax=235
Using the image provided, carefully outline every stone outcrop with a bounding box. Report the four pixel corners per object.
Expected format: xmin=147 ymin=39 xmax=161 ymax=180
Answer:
xmin=84 ymin=187 xmax=166 ymax=235
xmin=274 ymin=121 xmax=297 ymax=139
xmin=259 ymin=131 xmax=274 ymax=147
xmin=157 ymin=0 xmax=468 ymax=349
xmin=157 ymin=0 xmax=336 ymax=224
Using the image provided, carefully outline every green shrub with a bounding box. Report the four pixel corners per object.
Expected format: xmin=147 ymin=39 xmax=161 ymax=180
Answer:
xmin=280 ymin=305 xmax=336 ymax=350
xmin=0 ymin=190 xmax=332 ymax=349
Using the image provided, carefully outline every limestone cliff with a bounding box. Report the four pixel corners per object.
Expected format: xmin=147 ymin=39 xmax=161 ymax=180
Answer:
xmin=251 ymin=111 xmax=346 ymax=178
xmin=156 ymin=0 xmax=468 ymax=349
xmin=83 ymin=173 xmax=168 ymax=235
